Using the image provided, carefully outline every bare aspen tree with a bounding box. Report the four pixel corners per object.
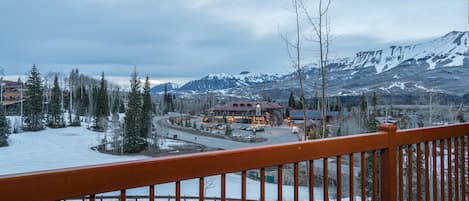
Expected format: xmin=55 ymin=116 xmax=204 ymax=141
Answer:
xmin=280 ymin=0 xmax=309 ymax=140
xmin=300 ymin=0 xmax=332 ymax=138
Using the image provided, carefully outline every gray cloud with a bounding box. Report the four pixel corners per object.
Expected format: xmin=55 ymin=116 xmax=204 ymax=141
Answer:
xmin=0 ymin=0 xmax=466 ymax=84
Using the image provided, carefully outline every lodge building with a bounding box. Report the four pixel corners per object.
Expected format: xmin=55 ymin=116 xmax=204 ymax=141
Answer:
xmin=208 ymin=101 xmax=283 ymax=125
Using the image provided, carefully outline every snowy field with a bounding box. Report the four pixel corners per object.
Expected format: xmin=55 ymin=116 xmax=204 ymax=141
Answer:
xmin=0 ymin=124 xmax=148 ymax=175
xmin=0 ymin=119 xmax=354 ymax=201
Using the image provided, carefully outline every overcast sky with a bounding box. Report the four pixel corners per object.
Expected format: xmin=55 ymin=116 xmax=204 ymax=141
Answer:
xmin=0 ymin=0 xmax=467 ymax=86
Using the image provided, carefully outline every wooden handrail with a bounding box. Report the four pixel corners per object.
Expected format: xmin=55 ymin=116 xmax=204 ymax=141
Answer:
xmin=1 ymin=122 xmax=469 ymax=201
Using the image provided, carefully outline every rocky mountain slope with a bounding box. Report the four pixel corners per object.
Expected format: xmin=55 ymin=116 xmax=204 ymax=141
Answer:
xmin=152 ymin=31 xmax=469 ymax=99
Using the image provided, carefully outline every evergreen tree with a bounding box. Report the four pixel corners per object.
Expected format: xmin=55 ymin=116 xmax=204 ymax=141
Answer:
xmin=119 ymin=101 xmax=126 ymax=113
xmin=162 ymin=84 xmax=168 ymax=114
xmin=371 ymin=91 xmax=378 ymax=115
xmin=288 ymin=91 xmax=296 ymax=108
xmin=0 ymin=101 xmax=9 ymax=147
xmin=94 ymin=72 xmax=109 ymax=131
xmin=359 ymin=93 xmax=368 ymax=130
xmin=162 ymin=84 xmax=175 ymax=114
xmin=47 ymin=74 xmax=65 ymax=128
xmin=367 ymin=92 xmax=379 ymax=132
xmin=24 ymin=65 xmax=44 ymax=131
xmin=111 ymin=95 xmax=120 ymax=115
xmin=123 ymin=68 xmax=146 ymax=153
xmin=81 ymin=86 xmax=90 ymax=115
xmin=141 ymin=75 xmax=152 ymax=140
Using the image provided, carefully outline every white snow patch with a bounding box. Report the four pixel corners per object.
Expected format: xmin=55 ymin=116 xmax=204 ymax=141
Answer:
xmin=0 ymin=126 xmax=147 ymax=175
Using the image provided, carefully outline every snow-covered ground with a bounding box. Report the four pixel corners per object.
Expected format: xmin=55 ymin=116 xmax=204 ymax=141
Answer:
xmin=0 ymin=125 xmax=147 ymax=175
xmin=0 ymin=119 xmax=354 ymax=201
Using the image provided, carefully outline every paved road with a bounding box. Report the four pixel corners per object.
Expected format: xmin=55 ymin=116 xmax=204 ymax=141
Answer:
xmin=154 ymin=116 xmax=359 ymax=179
xmin=154 ymin=116 xmax=299 ymax=150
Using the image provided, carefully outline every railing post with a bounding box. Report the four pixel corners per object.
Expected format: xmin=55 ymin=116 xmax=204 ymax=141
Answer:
xmin=380 ymin=124 xmax=397 ymax=201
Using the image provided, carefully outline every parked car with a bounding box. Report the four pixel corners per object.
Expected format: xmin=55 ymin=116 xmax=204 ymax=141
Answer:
xmin=292 ymin=126 xmax=299 ymax=134
xmin=254 ymin=127 xmax=265 ymax=132
xmin=239 ymin=125 xmax=248 ymax=130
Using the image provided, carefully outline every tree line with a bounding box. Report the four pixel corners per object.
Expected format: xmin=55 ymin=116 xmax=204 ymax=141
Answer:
xmin=0 ymin=65 xmax=155 ymax=153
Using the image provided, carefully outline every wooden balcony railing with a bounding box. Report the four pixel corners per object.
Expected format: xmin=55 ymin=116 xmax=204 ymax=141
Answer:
xmin=1 ymin=123 xmax=469 ymax=201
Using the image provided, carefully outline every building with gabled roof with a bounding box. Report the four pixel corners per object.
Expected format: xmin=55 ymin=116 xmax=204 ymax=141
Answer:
xmin=208 ymin=101 xmax=283 ymax=125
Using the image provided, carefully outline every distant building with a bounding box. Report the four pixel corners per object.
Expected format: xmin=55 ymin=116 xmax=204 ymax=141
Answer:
xmin=1 ymin=80 xmax=25 ymax=115
xmin=289 ymin=110 xmax=350 ymax=126
xmin=208 ymin=101 xmax=283 ymax=125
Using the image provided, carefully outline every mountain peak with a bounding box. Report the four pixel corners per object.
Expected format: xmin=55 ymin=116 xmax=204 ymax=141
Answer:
xmin=150 ymin=82 xmax=179 ymax=94
xmin=343 ymin=30 xmax=469 ymax=73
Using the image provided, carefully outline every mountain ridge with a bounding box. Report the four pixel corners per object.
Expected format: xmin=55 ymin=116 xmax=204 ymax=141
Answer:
xmin=152 ymin=31 xmax=469 ymax=98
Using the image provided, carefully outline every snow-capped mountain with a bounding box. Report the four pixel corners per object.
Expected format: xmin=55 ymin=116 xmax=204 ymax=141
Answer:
xmin=343 ymin=31 xmax=468 ymax=73
xmin=178 ymin=71 xmax=283 ymax=91
xmin=166 ymin=31 xmax=469 ymax=99
xmin=150 ymin=82 xmax=180 ymax=94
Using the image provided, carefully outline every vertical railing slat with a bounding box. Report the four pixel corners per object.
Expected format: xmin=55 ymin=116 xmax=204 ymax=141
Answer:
xmin=440 ymin=140 xmax=445 ymax=201
xmin=462 ymin=137 xmax=466 ymax=201
xmin=90 ymin=194 xmax=95 ymax=201
xmin=336 ymin=156 xmax=342 ymax=200
xmin=408 ymin=145 xmax=413 ymax=201
xmin=372 ymin=151 xmax=377 ymax=201
xmin=349 ymin=154 xmax=354 ymax=201
xmin=120 ymin=189 xmax=126 ymax=201
xmin=260 ymin=168 xmax=265 ymax=201
xmin=337 ymin=155 xmax=342 ymax=201
xmin=241 ymin=172 xmax=246 ymax=201
xmin=200 ymin=177 xmax=205 ymax=201
xmin=455 ymin=137 xmax=459 ymax=201
xmin=294 ymin=163 xmax=299 ymax=201
xmin=424 ymin=142 xmax=430 ymax=201
xmin=361 ymin=152 xmax=366 ymax=201
xmin=432 ymin=141 xmax=437 ymax=201
xmin=448 ymin=139 xmax=452 ymax=201
xmin=278 ymin=165 xmax=283 ymax=201
xmin=309 ymin=160 xmax=315 ymax=201
xmin=417 ymin=143 xmax=421 ymax=201
xmin=149 ymin=185 xmax=154 ymax=201
xmin=324 ymin=158 xmax=329 ymax=201
xmin=221 ymin=174 xmax=226 ymax=201
xmin=399 ymin=147 xmax=404 ymax=201
xmin=176 ymin=181 xmax=181 ymax=201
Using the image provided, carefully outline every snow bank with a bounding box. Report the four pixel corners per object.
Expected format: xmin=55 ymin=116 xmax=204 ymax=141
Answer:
xmin=0 ymin=126 xmax=147 ymax=175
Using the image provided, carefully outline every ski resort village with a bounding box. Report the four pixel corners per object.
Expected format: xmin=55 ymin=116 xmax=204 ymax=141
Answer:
xmin=1 ymin=1 xmax=469 ymax=201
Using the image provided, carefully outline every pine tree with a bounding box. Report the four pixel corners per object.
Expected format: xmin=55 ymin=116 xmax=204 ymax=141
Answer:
xmin=94 ymin=72 xmax=109 ymax=131
xmin=162 ymin=84 xmax=175 ymax=114
xmin=0 ymin=101 xmax=9 ymax=147
xmin=81 ymin=86 xmax=89 ymax=116
xmin=288 ymin=91 xmax=296 ymax=109
xmin=119 ymin=101 xmax=125 ymax=113
xmin=359 ymin=93 xmax=368 ymax=130
xmin=123 ymin=68 xmax=146 ymax=153
xmin=111 ymin=89 xmax=120 ymax=115
xmin=47 ymin=74 xmax=65 ymax=128
xmin=24 ymin=65 xmax=44 ymax=131
xmin=141 ymin=75 xmax=152 ymax=142
xmin=367 ymin=92 xmax=379 ymax=132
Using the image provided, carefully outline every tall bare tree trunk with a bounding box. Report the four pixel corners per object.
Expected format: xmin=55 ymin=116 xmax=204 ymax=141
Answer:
xmin=318 ymin=0 xmax=327 ymax=137
xmin=294 ymin=0 xmax=309 ymax=140
xmin=300 ymin=0 xmax=331 ymax=138
xmin=280 ymin=0 xmax=309 ymax=140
